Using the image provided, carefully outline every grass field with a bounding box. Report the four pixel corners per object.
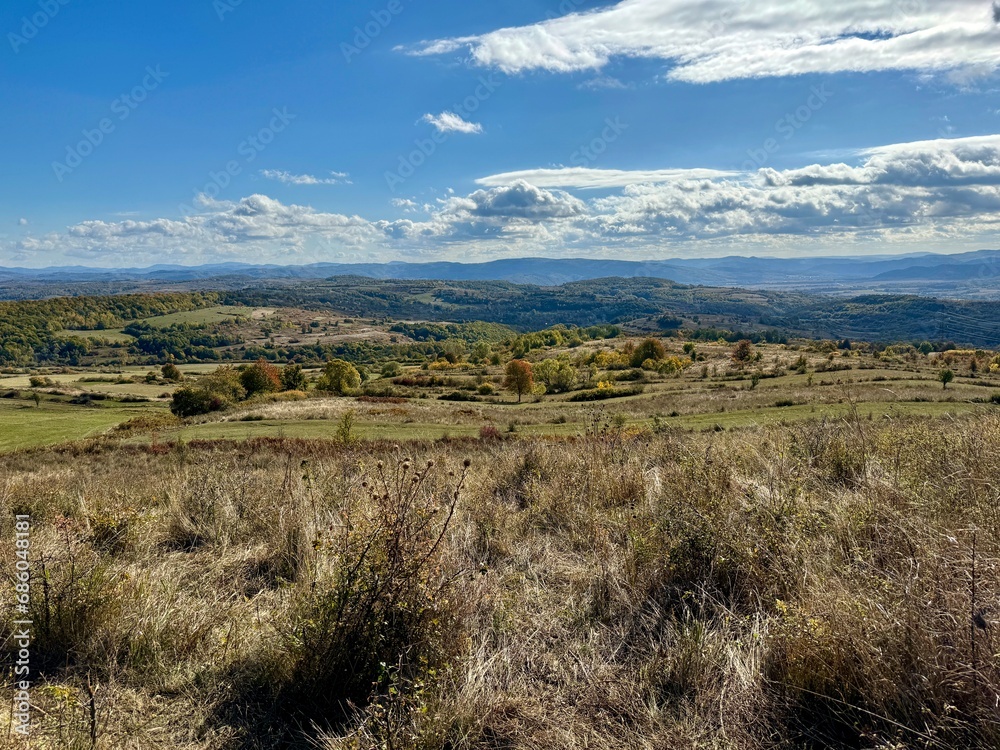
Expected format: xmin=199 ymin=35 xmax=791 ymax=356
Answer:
xmin=0 ymin=398 xmax=165 ymax=451
xmin=3 ymin=413 xmax=999 ymax=748
xmin=2 ymin=336 xmax=999 ymax=452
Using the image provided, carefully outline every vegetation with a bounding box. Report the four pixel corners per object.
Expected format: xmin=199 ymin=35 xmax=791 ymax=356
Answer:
xmin=4 ymin=283 xmax=1000 ymax=748
xmin=2 ymin=415 xmax=999 ymax=748
xmin=316 ymin=359 xmax=362 ymax=395
xmin=502 ymin=359 xmax=534 ymax=403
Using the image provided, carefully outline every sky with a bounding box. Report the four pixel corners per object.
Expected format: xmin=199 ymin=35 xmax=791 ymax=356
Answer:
xmin=1 ymin=0 xmax=999 ymax=268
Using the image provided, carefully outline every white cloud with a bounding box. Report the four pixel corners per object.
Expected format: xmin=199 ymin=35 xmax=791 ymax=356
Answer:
xmin=477 ymin=167 xmax=738 ymax=189
xmin=413 ymin=0 xmax=1000 ymax=84
xmin=578 ymin=76 xmax=633 ymax=91
xmin=7 ymin=136 xmax=1000 ymax=265
xmin=391 ymin=198 xmax=420 ymax=212
xmin=261 ymin=170 xmax=351 ymax=186
xmin=421 ymin=111 xmax=484 ymax=134
xmin=18 ymin=218 xmax=27 ymax=226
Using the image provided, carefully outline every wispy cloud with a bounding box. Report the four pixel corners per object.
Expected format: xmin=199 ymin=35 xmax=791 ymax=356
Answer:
xmin=412 ymin=0 xmax=1000 ymax=84
xmin=477 ymin=168 xmax=737 ymax=190
xmin=422 ymin=111 xmax=484 ymax=135
xmin=261 ymin=170 xmax=352 ymax=186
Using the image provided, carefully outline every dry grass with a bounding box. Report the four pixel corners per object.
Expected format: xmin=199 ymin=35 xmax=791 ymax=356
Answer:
xmin=2 ymin=413 xmax=1000 ymax=748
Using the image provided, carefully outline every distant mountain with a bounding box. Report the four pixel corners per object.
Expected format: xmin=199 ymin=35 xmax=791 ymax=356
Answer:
xmin=4 ymin=251 xmax=1000 ymax=300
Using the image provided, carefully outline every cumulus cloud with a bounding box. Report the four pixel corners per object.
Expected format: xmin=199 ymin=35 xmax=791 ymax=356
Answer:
xmin=412 ymin=0 xmax=1000 ymax=84
xmin=7 ymin=135 xmax=1000 ymax=265
xmin=448 ymin=180 xmax=585 ymax=220
xmin=422 ymin=111 xmax=484 ymax=134
xmin=18 ymin=218 xmax=27 ymax=226
xmin=261 ymin=170 xmax=351 ymax=186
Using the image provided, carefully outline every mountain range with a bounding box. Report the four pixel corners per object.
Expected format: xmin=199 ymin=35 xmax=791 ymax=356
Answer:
xmin=4 ymin=250 xmax=1000 ymax=300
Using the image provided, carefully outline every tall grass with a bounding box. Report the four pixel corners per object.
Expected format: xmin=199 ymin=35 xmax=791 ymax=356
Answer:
xmin=0 ymin=415 xmax=998 ymax=748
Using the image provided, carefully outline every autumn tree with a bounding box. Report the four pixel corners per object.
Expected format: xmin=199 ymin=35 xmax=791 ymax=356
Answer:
xmin=731 ymin=339 xmax=756 ymax=365
xmin=503 ymin=359 xmax=534 ymax=403
xmin=240 ymin=358 xmax=282 ymax=397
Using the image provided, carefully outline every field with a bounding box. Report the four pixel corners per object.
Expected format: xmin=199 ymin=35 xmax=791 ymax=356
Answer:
xmin=1 ymin=414 xmax=999 ymax=748
xmin=3 ymin=295 xmax=1000 ymax=749
xmin=1 ymin=331 xmax=998 ymax=452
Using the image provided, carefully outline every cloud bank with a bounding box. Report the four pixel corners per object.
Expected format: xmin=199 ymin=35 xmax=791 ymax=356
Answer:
xmin=7 ymin=135 xmax=1000 ymax=265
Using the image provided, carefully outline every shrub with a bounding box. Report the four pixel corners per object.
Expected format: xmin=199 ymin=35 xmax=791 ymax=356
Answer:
xmin=240 ymin=359 xmax=282 ymax=397
xmin=280 ymin=364 xmax=307 ymax=392
xmin=630 ymin=338 xmax=667 ymax=368
xmin=160 ymin=363 xmax=184 ymax=382
xmin=568 ymin=385 xmax=644 ymax=402
xmin=278 ymin=458 xmax=470 ymax=720
xmin=316 ymin=359 xmax=361 ymax=395
xmin=170 ymin=387 xmax=225 ymax=418
xmin=439 ymin=391 xmax=481 ymax=402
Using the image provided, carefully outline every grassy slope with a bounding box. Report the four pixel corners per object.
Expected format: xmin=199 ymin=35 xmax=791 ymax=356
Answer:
xmin=0 ymin=399 xmax=164 ymax=451
xmin=2 ymin=415 xmax=999 ymax=748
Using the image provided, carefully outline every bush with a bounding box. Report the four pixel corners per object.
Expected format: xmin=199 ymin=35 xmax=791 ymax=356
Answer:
xmin=568 ymin=385 xmax=644 ymax=402
xmin=280 ymin=364 xmax=307 ymax=392
xmin=278 ymin=458 xmax=470 ymax=719
xmin=630 ymin=338 xmax=667 ymax=368
xmin=439 ymin=391 xmax=481 ymax=402
xmin=170 ymin=387 xmax=225 ymax=418
xmin=316 ymin=359 xmax=361 ymax=395
xmin=240 ymin=359 xmax=282 ymax=397
xmin=161 ymin=363 xmax=184 ymax=382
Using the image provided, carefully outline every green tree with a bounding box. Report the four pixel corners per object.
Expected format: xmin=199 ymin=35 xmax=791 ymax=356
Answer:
xmin=630 ymin=338 xmax=667 ymax=368
xmin=281 ymin=364 xmax=307 ymax=391
xmin=380 ymin=361 xmax=403 ymax=378
xmin=470 ymin=341 xmax=492 ymax=364
xmin=534 ymin=358 xmax=577 ymax=393
xmin=939 ymin=369 xmax=955 ymax=390
xmin=317 ymin=359 xmax=361 ymax=395
xmin=161 ymin=363 xmax=184 ymax=382
xmin=198 ymin=366 xmax=247 ymax=403
xmin=441 ymin=340 xmax=466 ymax=365
xmin=502 ymin=360 xmax=534 ymax=403
xmin=170 ymin=387 xmax=220 ymax=418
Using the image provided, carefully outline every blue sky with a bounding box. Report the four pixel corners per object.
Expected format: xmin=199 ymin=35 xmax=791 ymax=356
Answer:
xmin=1 ymin=0 xmax=999 ymax=267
